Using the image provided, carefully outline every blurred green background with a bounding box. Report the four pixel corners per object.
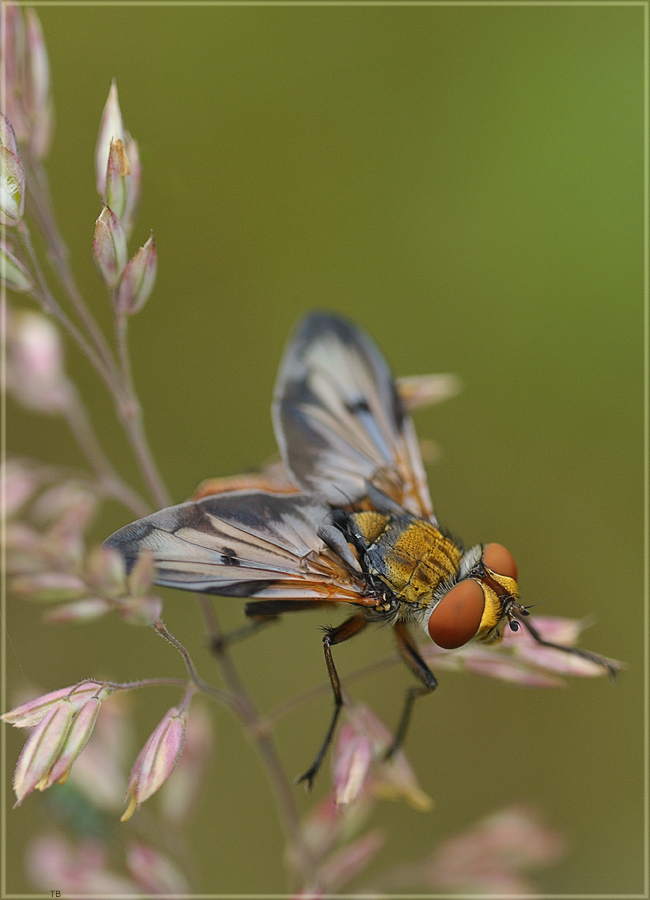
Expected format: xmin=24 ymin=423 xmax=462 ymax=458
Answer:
xmin=6 ymin=4 xmax=644 ymax=895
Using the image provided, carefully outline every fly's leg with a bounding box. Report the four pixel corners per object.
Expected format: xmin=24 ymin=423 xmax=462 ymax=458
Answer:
xmin=514 ymin=612 xmax=620 ymax=679
xmin=297 ymin=615 xmax=368 ymax=790
xmin=519 ymin=613 xmax=621 ymax=679
xmin=386 ymin=620 xmax=438 ymax=759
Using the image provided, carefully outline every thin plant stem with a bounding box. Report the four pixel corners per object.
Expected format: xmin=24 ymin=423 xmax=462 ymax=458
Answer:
xmin=195 ymin=595 xmax=317 ymax=887
xmin=22 ymin=158 xmax=170 ymax=511
xmin=74 ymin=675 xmax=189 ymax=692
xmin=17 ymin=220 xmax=117 ymax=393
xmin=20 ymin=214 xmax=170 ymax=511
xmin=24 ymin=157 xmax=118 ymax=381
xmin=115 ymin=313 xmax=171 ymax=509
xmin=153 ymin=619 xmax=232 ymax=707
xmin=62 ymin=386 xmax=151 ymax=517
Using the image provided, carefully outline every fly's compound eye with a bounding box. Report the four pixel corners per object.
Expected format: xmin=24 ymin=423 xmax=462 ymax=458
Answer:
xmin=483 ymin=542 xmax=518 ymax=581
xmin=427 ymin=579 xmax=485 ymax=649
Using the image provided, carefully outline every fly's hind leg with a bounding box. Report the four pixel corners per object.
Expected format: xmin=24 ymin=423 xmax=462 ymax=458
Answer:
xmin=386 ymin=620 xmax=438 ymax=760
xmin=297 ymin=614 xmax=368 ymax=790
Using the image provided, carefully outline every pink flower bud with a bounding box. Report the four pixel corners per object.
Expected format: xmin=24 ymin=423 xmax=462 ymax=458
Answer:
xmin=93 ymin=205 xmax=127 ymax=288
xmin=105 ymin=139 xmax=130 ymax=221
xmin=126 ymin=843 xmax=190 ymax=894
xmin=32 ymin=481 xmax=98 ymax=529
xmin=344 ymin=705 xmax=432 ymax=811
xmin=10 ymin=572 xmax=88 ymax=603
xmin=117 ymin=594 xmax=162 ymax=626
xmin=397 ymin=373 xmax=462 ymax=411
xmin=36 ymin=697 xmax=102 ymax=789
xmin=461 ymin=649 xmax=565 ymax=687
xmin=500 ymin=616 xmax=620 ymax=679
xmin=0 ymin=112 xmax=20 ymax=156
xmin=26 ymin=834 xmax=139 ymax=895
xmin=424 ymin=805 xmax=565 ymax=894
xmin=2 ymin=682 xmax=109 ymax=728
xmin=115 ymin=234 xmax=157 ymax=316
xmin=127 ymin=549 xmax=155 ymax=599
xmin=85 ymin=545 xmax=126 ymax=599
xmin=502 ymin=615 xmax=584 ymax=647
xmin=6 ymin=311 xmax=71 ymax=413
xmin=121 ymin=707 xmax=187 ymax=821
xmin=317 ymin=830 xmax=385 ymax=893
xmin=121 ymin=134 xmax=141 ymax=239
xmin=332 ymin=724 xmax=373 ymax=806
xmin=12 ymin=699 xmax=74 ymax=804
xmin=44 ymin=598 xmax=113 ymax=625
xmin=23 ymin=9 xmax=53 ymax=160
xmin=3 ymin=459 xmax=39 ymax=516
xmin=0 ymin=143 xmax=26 ymax=225
xmin=95 ymin=81 xmax=124 ymax=196
xmin=158 ymin=704 xmax=213 ymax=824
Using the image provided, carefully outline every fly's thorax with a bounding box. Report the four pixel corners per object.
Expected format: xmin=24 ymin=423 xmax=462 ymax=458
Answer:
xmin=421 ymin=542 xmax=520 ymax=649
xmin=348 ymin=511 xmax=463 ymax=608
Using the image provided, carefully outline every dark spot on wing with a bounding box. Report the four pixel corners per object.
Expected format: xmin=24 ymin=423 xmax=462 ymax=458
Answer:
xmin=345 ymin=397 xmax=371 ymax=415
xmin=220 ymin=547 xmax=240 ymax=566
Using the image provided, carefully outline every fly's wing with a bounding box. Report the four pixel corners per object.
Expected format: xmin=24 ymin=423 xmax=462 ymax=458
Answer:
xmin=273 ymin=312 xmax=435 ymax=521
xmin=104 ymin=490 xmax=372 ymax=604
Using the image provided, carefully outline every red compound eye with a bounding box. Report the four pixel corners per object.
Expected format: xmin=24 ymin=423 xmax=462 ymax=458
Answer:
xmin=483 ymin=542 xmax=518 ymax=581
xmin=427 ymin=579 xmax=485 ymax=649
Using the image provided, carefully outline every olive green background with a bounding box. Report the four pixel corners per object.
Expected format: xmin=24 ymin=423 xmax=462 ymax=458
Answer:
xmin=5 ymin=3 xmax=645 ymax=895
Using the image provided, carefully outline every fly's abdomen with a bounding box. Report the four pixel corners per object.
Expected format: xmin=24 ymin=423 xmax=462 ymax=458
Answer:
xmin=350 ymin=512 xmax=462 ymax=608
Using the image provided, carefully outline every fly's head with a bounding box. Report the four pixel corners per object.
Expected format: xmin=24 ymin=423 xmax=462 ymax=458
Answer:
xmin=423 ymin=542 xmax=524 ymax=650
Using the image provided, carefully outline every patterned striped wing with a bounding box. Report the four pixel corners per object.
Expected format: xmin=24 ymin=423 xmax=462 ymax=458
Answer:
xmin=273 ymin=312 xmax=435 ymax=522
xmin=104 ymin=490 xmax=370 ymax=604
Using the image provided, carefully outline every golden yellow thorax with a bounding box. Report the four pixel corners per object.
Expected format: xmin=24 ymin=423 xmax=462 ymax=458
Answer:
xmin=351 ymin=512 xmax=462 ymax=608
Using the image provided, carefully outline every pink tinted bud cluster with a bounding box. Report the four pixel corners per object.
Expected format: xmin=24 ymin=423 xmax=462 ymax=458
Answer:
xmin=3 ymin=682 xmax=111 ymax=805
xmin=126 ymin=843 xmax=190 ymax=894
xmin=420 ymin=615 xmax=620 ymax=686
xmin=95 ymin=81 xmax=141 ymax=235
xmin=288 ymin=793 xmax=384 ymax=894
xmin=5 ymin=462 xmax=161 ymax=625
xmin=26 ymin=834 xmax=189 ymax=895
xmin=1 ymin=6 xmax=53 ymax=161
xmin=121 ymin=706 xmax=187 ymax=821
xmin=333 ymin=704 xmax=432 ymax=811
xmin=93 ymin=82 xmax=155 ymax=312
xmin=422 ymin=806 xmax=565 ymax=894
xmin=287 ymin=705 xmax=432 ymax=891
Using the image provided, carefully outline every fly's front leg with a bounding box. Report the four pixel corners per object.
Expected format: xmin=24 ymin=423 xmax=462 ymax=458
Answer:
xmin=386 ymin=620 xmax=438 ymax=759
xmin=297 ymin=615 xmax=368 ymax=789
xmin=514 ymin=612 xmax=620 ymax=679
